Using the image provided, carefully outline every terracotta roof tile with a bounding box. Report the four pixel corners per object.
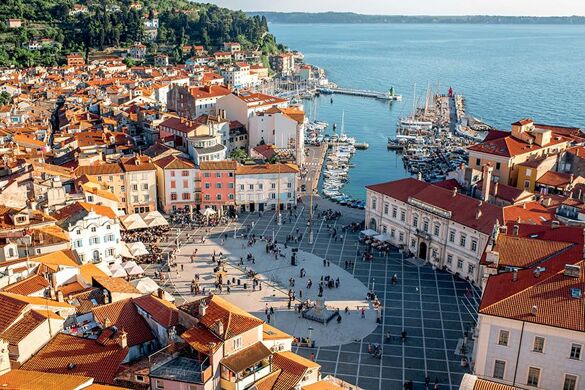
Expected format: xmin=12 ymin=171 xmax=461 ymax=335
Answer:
xmin=21 ymin=333 xmax=128 ymax=384
xmin=179 ymin=295 xmax=263 ymax=340
xmin=0 ymin=369 xmax=93 ymax=390
xmin=133 ymin=293 xmax=179 ymax=328
xmin=181 ymin=324 xmax=223 ymax=354
xmin=490 ymin=235 xmax=573 ymax=268
xmin=93 ymin=276 xmax=141 ymax=295
xmin=236 ymin=163 xmax=299 ymax=175
xmin=221 ymin=341 xmax=272 ymax=373
xmin=1 ymin=310 xmax=48 ymax=344
xmin=272 ymin=351 xmax=320 ymax=390
xmin=92 ymin=298 xmax=155 ymax=347
xmin=3 ymin=274 xmax=49 ymax=295
xmin=480 ymin=251 xmax=585 ymax=332
xmin=199 ymin=160 xmax=237 ymax=171
xmin=502 ymin=201 xmax=555 ymax=225
xmin=367 ymin=178 xmax=503 ymax=235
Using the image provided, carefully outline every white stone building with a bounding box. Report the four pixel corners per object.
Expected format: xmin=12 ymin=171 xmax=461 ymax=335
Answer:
xmin=248 ymin=106 xmax=305 ymax=165
xmin=473 ymin=247 xmax=585 ymax=390
xmin=55 ymin=202 xmax=122 ymax=266
xmin=365 ymin=178 xmax=504 ymax=285
xmin=216 ymin=92 xmax=288 ymax=130
xmin=235 ymin=164 xmax=299 ymax=212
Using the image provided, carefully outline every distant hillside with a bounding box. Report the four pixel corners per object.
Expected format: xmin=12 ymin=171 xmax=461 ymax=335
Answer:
xmin=0 ymin=0 xmax=280 ymax=67
xmin=250 ymin=12 xmax=585 ymax=25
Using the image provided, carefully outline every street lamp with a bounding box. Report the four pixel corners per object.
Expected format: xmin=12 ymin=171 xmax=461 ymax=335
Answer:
xmin=372 ymin=278 xmax=375 ymax=292
xmin=272 ymin=228 xmax=275 ymax=242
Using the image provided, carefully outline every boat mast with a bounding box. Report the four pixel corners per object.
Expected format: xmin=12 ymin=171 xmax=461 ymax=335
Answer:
xmin=412 ymin=83 xmax=416 ymax=120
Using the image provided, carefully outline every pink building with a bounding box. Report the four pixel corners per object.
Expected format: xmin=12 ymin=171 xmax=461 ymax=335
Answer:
xmin=154 ymin=155 xmax=199 ymax=213
xmin=199 ymin=161 xmax=237 ymax=216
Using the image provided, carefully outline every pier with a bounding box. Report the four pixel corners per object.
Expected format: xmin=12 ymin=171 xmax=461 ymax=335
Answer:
xmin=317 ymin=86 xmax=402 ymax=101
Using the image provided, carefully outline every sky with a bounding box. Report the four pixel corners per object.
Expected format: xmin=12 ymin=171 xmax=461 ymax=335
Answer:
xmin=204 ymin=0 xmax=585 ymax=17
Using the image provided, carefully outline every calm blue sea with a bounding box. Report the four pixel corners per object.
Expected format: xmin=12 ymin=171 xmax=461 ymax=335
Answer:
xmin=270 ymin=23 xmax=585 ymax=199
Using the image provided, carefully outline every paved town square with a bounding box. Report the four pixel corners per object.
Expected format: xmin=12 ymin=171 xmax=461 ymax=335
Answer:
xmin=153 ymin=197 xmax=479 ymax=389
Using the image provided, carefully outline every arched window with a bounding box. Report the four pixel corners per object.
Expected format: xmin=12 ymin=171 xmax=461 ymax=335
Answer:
xmin=93 ymin=250 xmax=100 ymax=261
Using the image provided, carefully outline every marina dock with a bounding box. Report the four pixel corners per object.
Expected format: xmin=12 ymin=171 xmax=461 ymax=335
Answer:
xmin=317 ymin=87 xmax=402 ymax=101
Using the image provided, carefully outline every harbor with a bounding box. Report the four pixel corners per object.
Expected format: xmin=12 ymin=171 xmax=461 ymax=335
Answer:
xmin=317 ymin=85 xmax=402 ymax=101
xmin=387 ymin=86 xmax=492 ymax=182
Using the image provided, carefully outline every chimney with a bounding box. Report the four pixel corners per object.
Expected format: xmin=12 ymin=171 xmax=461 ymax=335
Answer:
xmin=417 ymin=172 xmax=423 ymax=181
xmin=452 ymin=187 xmax=458 ymax=197
xmin=513 ymin=225 xmax=519 ymax=236
xmin=214 ymin=320 xmax=224 ymax=337
xmin=103 ymin=289 xmax=110 ymax=304
xmin=534 ymin=267 xmax=542 ymax=278
xmin=570 ymin=174 xmax=575 ymax=184
xmin=51 ymin=272 xmax=58 ymax=289
xmin=551 ymin=220 xmax=560 ymax=229
xmin=530 ymin=305 xmax=538 ymax=316
xmin=118 ymin=329 xmax=128 ymax=349
xmin=481 ymin=165 xmax=493 ymax=202
xmin=104 ymin=317 xmax=112 ymax=328
xmin=493 ymin=182 xmax=499 ymax=196
xmin=198 ymin=301 xmax=207 ymax=317
xmin=56 ymin=290 xmax=64 ymax=302
xmin=475 ymin=208 xmax=482 ymax=220
xmin=512 ymin=269 xmax=518 ymax=282
xmin=157 ymin=288 xmax=165 ymax=299
xmin=49 ymin=287 xmax=56 ymax=300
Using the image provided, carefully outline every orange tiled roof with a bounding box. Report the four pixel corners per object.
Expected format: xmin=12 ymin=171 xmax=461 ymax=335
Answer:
xmin=180 ymin=294 xmax=263 ymax=340
xmin=502 ymin=201 xmax=555 ymax=226
xmin=272 ymin=351 xmax=320 ymax=390
xmin=52 ymin=201 xmax=117 ymax=222
xmin=21 ymin=333 xmax=128 ymax=384
xmin=236 ymin=163 xmax=299 ymax=175
xmin=3 ymin=274 xmax=49 ymax=295
xmin=133 ymin=293 xmax=179 ymax=328
xmin=93 ymin=276 xmax=141 ymax=295
xmin=199 ymin=160 xmax=237 ymax=171
xmin=1 ymin=310 xmax=50 ymax=344
xmin=367 ymin=178 xmax=503 ymax=235
xmin=468 ymin=129 xmax=569 ymax=157
xmin=0 ymin=292 xmax=28 ymax=333
xmin=78 ymin=263 xmax=109 ymax=285
xmin=490 ymin=235 xmax=572 ymax=268
xmin=181 ymin=324 xmax=223 ymax=354
xmin=480 ymin=252 xmax=585 ymax=332
xmin=536 ymin=171 xmax=575 ymax=188
xmin=92 ymin=298 xmax=155 ymax=347
xmin=29 ymin=249 xmax=80 ymax=267
xmin=0 ymin=369 xmax=93 ymax=390
xmin=154 ymin=155 xmax=196 ymax=170
xmin=473 ymin=378 xmax=521 ymax=390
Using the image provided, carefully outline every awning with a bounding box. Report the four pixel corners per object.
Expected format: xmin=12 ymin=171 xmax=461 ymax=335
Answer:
xmin=127 ymin=242 xmax=149 ymax=257
xmin=360 ymin=229 xmax=378 ymax=237
xmin=373 ymin=233 xmax=391 ymax=242
xmin=122 ymin=260 xmax=138 ymax=270
xmin=221 ymin=342 xmax=272 ymax=373
xmin=142 ymin=211 xmax=169 ymax=227
xmin=109 ymin=265 xmax=127 ymax=278
xmin=119 ymin=243 xmax=135 ymax=259
xmin=201 ymin=208 xmax=217 ymax=217
xmin=120 ymin=214 xmax=148 ymax=230
xmin=127 ymin=264 xmax=145 ymax=276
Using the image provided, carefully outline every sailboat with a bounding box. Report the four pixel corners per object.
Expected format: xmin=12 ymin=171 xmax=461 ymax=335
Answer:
xmin=396 ymin=83 xmax=433 ymax=136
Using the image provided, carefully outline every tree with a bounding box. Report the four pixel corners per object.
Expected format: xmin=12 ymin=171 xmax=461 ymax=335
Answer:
xmin=230 ymin=148 xmax=248 ymax=163
xmin=0 ymin=92 xmax=11 ymax=106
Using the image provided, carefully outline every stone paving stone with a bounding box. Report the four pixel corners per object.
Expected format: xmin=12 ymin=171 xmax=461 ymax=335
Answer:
xmin=357 ymin=376 xmax=381 ymax=389
xmin=336 ymin=362 xmax=359 ymax=375
xmin=163 ymin=205 xmax=479 ymax=389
